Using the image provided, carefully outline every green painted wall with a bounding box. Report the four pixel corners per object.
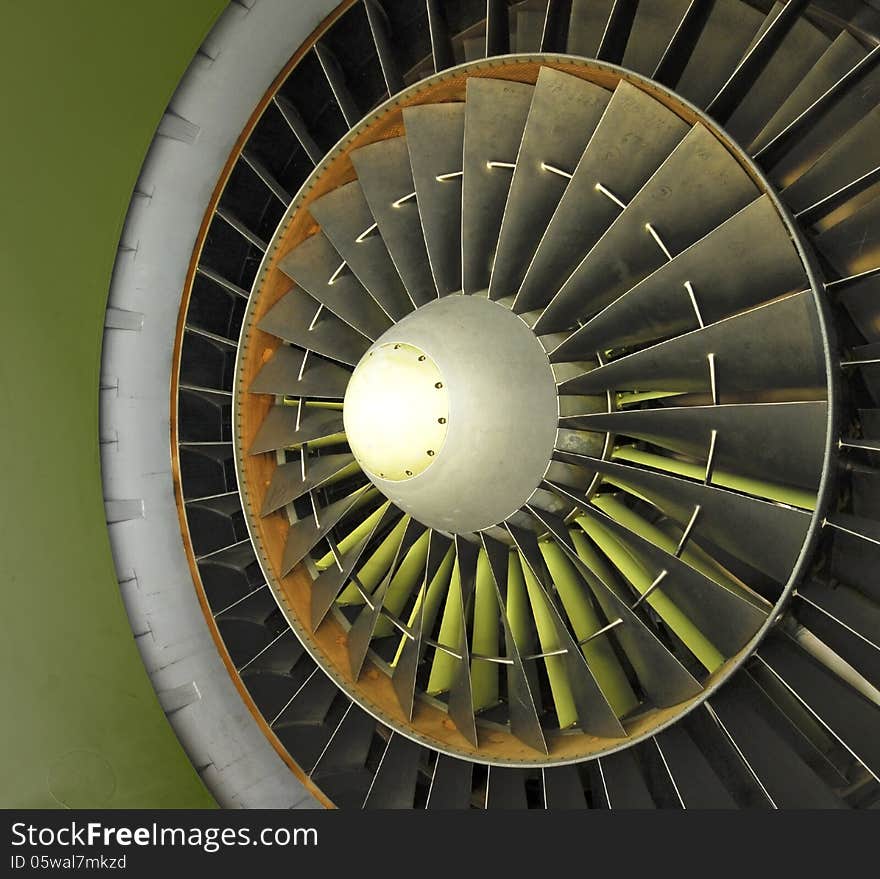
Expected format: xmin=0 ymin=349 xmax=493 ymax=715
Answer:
xmin=0 ymin=0 xmax=227 ymax=808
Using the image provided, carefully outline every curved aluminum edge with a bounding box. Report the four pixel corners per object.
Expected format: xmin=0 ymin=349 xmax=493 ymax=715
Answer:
xmin=99 ymin=0 xmax=339 ymax=809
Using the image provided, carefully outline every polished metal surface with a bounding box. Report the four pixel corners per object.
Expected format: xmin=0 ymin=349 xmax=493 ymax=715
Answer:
xmin=489 ymin=67 xmax=611 ymax=301
xmin=249 ymin=345 xmax=351 ymax=399
xmin=618 ymin=0 xmax=691 ymax=75
xmin=352 ymin=136 xmax=438 ymax=306
xmin=553 ymin=456 xmax=813 ymax=582
xmin=344 ymin=342 xmax=449 ymax=481
xmin=309 ymin=181 xmax=415 ymax=320
xmin=349 ymin=295 xmax=558 ymax=533
xmin=250 ymin=406 xmax=345 ymax=455
xmin=575 ymin=504 xmax=771 ymax=655
xmin=558 ymin=292 xmax=825 ymax=399
xmin=536 ymin=124 xmax=758 ymax=334
xmin=279 ymin=232 xmax=392 ymax=340
xmin=675 ymin=0 xmax=763 ymax=108
xmin=750 ymin=30 xmax=867 ymax=154
xmin=309 ymin=503 xmax=397 ymax=630
xmin=723 ymin=10 xmax=829 ymax=146
xmin=561 ymin=401 xmax=828 ymax=489
xmin=404 ymin=102 xmax=466 ymax=297
xmin=258 ymin=290 xmax=371 ymax=366
xmin=549 ymin=195 xmax=806 ymax=360
xmin=567 ymin=0 xmax=614 ymax=58
xmin=280 ymin=487 xmax=373 ymax=576
xmin=261 ymin=452 xmax=357 ymax=516
xmin=462 ymin=78 xmax=534 ymax=295
xmin=516 ymin=80 xmax=688 ymax=313
xmin=706 ymin=0 xmax=814 ymax=125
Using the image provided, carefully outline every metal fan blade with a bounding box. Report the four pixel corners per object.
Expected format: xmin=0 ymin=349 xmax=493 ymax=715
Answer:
xmin=279 ymin=233 xmax=392 ymax=340
xmin=250 ymin=406 xmax=344 ymax=456
xmin=560 ymin=401 xmax=827 ymax=490
xmin=261 ymin=453 xmax=359 ymax=517
xmin=403 ymin=102 xmax=466 ymax=297
xmin=750 ymin=30 xmax=868 ymax=155
xmin=549 ymin=456 xmax=813 ymax=583
xmin=351 ymin=137 xmax=437 ymax=305
xmin=516 ymin=79 xmax=688 ymax=314
xmin=447 ymin=536 xmax=480 ymax=747
xmin=536 ymin=124 xmax=758 ymax=334
xmin=309 ymin=503 xmax=398 ymax=630
xmin=508 ymin=523 xmax=627 ymax=738
xmin=347 ymin=518 xmax=427 ymax=680
xmin=249 ymin=345 xmax=351 ymax=399
xmin=392 ymin=531 xmax=454 ymax=720
xmin=489 ymin=67 xmax=611 ymax=301
xmin=550 ymin=195 xmax=806 ymax=360
xmin=309 ymin=181 xmax=415 ymax=320
xmin=462 ymin=77 xmax=534 ymax=295
xmin=557 ymin=292 xmax=824 ymax=401
xmin=281 ymin=486 xmax=374 ymax=576
xmin=480 ymin=533 xmax=549 ymax=754
xmin=258 ymin=289 xmax=370 ymax=366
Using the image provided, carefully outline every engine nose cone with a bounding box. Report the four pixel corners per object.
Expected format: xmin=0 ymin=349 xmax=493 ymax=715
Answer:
xmin=343 ymin=342 xmax=449 ymax=482
xmin=344 ymin=295 xmax=559 ymax=534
